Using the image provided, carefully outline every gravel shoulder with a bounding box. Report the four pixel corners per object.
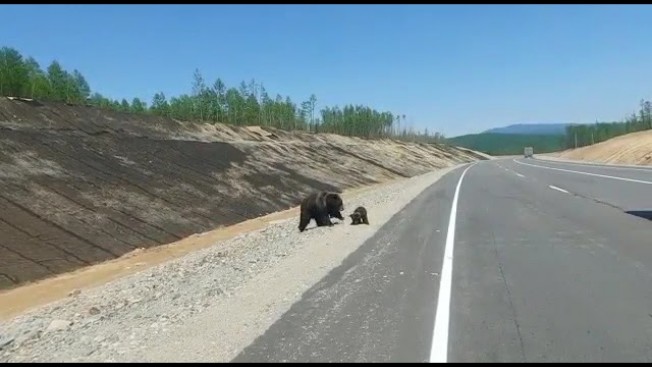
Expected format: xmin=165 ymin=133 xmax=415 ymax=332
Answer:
xmin=0 ymin=164 xmax=461 ymax=362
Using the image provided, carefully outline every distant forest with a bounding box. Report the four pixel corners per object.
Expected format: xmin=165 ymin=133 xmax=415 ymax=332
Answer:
xmin=564 ymin=102 xmax=652 ymax=148
xmin=447 ymin=134 xmax=567 ymax=156
xmin=449 ymin=101 xmax=652 ymax=155
xmin=0 ymin=46 xmax=445 ymax=144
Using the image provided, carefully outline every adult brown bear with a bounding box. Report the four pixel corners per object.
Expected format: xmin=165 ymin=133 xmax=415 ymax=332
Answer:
xmin=298 ymin=191 xmax=345 ymax=232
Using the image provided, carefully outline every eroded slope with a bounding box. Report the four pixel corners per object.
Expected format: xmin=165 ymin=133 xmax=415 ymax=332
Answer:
xmin=0 ymin=97 xmax=486 ymax=290
xmin=549 ymin=129 xmax=652 ymax=166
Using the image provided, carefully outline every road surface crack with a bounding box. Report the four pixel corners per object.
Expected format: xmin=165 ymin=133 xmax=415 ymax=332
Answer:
xmin=550 ymin=187 xmax=625 ymax=212
xmin=491 ymin=229 xmax=527 ymax=362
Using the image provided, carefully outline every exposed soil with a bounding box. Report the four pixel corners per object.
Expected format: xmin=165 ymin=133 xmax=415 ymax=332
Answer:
xmin=547 ymin=129 xmax=652 ymax=166
xmin=0 ymin=97 xmax=486 ymax=291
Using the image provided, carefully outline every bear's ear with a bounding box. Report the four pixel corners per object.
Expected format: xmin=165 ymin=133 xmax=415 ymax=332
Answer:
xmin=326 ymin=193 xmax=340 ymax=200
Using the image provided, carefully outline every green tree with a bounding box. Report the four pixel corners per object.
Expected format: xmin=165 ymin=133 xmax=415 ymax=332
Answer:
xmin=24 ymin=56 xmax=51 ymax=99
xmin=212 ymin=78 xmax=226 ymax=123
xmin=0 ymin=47 xmax=29 ymax=97
xmin=131 ymin=97 xmax=146 ymax=113
xmin=120 ymin=98 xmax=130 ymax=112
xmin=150 ymin=92 xmax=169 ymax=116
xmin=72 ymin=70 xmax=91 ymax=101
xmin=191 ymin=68 xmax=208 ymax=121
xmin=46 ymin=61 xmax=69 ymax=102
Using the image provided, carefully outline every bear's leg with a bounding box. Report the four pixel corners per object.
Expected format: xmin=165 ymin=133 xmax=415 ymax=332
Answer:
xmin=316 ymin=214 xmax=333 ymax=227
xmin=298 ymin=211 xmax=312 ymax=232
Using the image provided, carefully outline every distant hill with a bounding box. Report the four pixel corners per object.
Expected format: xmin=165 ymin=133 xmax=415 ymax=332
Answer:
xmin=447 ymin=133 xmax=567 ymax=156
xmin=483 ymin=123 xmax=570 ymax=135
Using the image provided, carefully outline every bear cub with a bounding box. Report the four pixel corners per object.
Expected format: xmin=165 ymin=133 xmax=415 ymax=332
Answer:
xmin=349 ymin=206 xmax=369 ymax=225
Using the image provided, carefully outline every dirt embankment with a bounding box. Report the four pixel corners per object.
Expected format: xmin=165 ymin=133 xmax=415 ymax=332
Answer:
xmin=547 ymin=130 xmax=652 ymax=166
xmin=0 ymin=97 xmax=486 ymax=291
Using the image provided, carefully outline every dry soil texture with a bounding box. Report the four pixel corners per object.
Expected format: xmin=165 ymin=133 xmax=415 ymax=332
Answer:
xmin=0 ymin=97 xmax=486 ymax=290
xmin=547 ymin=129 xmax=652 ymax=166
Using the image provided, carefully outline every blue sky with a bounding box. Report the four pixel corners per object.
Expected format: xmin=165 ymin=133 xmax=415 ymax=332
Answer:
xmin=2 ymin=4 xmax=652 ymax=137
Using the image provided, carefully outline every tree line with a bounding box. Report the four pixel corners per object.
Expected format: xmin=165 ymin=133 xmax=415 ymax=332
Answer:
xmin=447 ymin=133 xmax=566 ymax=156
xmin=0 ymin=46 xmax=446 ymax=144
xmin=564 ymin=99 xmax=652 ymax=148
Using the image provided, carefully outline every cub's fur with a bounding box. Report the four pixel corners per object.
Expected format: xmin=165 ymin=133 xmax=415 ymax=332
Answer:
xmin=349 ymin=206 xmax=369 ymax=225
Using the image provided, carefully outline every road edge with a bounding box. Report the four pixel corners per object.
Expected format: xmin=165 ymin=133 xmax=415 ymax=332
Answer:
xmin=430 ymin=161 xmax=477 ymax=363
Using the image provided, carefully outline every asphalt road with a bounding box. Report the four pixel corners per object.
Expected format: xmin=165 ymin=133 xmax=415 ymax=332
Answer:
xmin=232 ymin=157 xmax=652 ymax=363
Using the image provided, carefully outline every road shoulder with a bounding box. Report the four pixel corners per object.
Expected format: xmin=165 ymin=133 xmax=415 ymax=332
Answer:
xmin=0 ymin=164 xmax=465 ymax=362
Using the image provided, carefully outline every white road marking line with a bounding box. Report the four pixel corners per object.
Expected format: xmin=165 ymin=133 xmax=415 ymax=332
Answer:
xmin=514 ymin=159 xmax=652 ymax=185
xmin=430 ymin=162 xmax=477 ymax=363
xmin=494 ymin=162 xmax=523 ymax=178
xmin=548 ymin=185 xmax=569 ymax=194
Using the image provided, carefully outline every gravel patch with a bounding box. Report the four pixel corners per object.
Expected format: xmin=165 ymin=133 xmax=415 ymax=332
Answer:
xmin=0 ymin=165 xmax=461 ymax=362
